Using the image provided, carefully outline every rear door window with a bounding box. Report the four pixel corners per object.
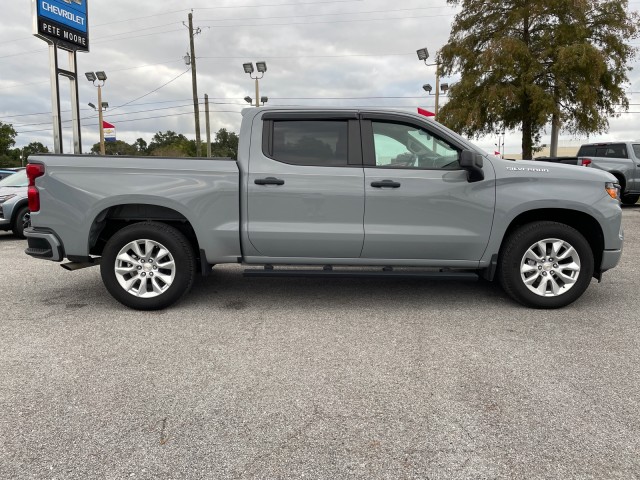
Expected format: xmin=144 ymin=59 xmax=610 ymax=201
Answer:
xmin=268 ymin=120 xmax=349 ymax=167
xmin=632 ymin=144 xmax=640 ymax=159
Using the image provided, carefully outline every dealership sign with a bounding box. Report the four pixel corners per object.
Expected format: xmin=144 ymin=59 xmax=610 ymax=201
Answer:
xmin=33 ymin=0 xmax=89 ymax=51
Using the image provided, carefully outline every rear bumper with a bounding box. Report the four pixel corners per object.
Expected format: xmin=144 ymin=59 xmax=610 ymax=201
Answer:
xmin=24 ymin=227 xmax=65 ymax=262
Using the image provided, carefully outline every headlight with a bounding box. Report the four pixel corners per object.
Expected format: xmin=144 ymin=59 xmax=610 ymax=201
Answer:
xmin=605 ymin=182 xmax=620 ymax=200
xmin=0 ymin=194 xmax=16 ymax=204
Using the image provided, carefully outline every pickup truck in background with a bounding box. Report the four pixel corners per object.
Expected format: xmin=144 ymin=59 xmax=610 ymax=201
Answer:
xmin=535 ymin=142 xmax=640 ymax=205
xmin=24 ymin=108 xmax=624 ymax=310
xmin=576 ymin=142 xmax=640 ymax=205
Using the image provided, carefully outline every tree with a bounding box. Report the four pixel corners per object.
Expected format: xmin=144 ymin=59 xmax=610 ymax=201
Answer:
xmin=0 ymin=122 xmax=19 ymax=167
xmin=148 ymin=131 xmax=194 ymax=157
xmin=23 ymin=142 xmax=49 ymax=158
xmin=210 ymin=128 xmax=239 ymax=159
xmin=0 ymin=122 xmax=17 ymax=156
xmin=438 ymin=0 xmax=639 ymax=159
xmin=91 ymin=140 xmax=138 ymax=156
xmin=133 ymin=138 xmax=148 ymax=155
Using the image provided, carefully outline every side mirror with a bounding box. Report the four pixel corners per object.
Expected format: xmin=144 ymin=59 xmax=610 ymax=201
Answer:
xmin=460 ymin=150 xmax=484 ymax=182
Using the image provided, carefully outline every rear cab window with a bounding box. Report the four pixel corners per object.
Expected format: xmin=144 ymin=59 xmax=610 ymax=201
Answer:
xmin=579 ymin=144 xmax=628 ymax=159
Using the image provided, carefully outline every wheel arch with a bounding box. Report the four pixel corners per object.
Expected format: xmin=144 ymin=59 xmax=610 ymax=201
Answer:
xmin=499 ymin=209 xmax=604 ymax=277
xmin=88 ymin=203 xmax=201 ymax=262
xmin=9 ymin=199 xmax=29 ymax=226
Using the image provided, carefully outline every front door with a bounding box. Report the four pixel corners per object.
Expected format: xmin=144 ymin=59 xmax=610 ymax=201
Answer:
xmin=247 ymin=113 xmax=365 ymax=258
xmin=360 ymin=114 xmax=496 ymax=261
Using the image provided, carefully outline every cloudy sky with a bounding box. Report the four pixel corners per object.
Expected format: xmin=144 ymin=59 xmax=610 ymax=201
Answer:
xmin=1 ymin=0 xmax=639 ymax=156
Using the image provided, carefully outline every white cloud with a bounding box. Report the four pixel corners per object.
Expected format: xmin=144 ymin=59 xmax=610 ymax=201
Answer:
xmin=0 ymin=0 xmax=637 ymax=156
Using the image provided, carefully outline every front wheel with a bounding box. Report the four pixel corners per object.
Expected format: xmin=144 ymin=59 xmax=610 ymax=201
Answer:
xmin=100 ymin=222 xmax=196 ymax=310
xmin=621 ymin=194 xmax=639 ymax=206
xmin=498 ymin=222 xmax=594 ymax=309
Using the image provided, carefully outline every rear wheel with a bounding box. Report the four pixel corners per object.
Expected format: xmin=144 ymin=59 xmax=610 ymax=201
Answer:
xmin=12 ymin=206 xmax=30 ymax=239
xmin=498 ymin=221 xmax=594 ymax=309
xmin=101 ymin=222 xmax=196 ymax=310
xmin=621 ymin=194 xmax=639 ymax=206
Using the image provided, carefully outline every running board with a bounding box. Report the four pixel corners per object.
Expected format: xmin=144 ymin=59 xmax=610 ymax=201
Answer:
xmin=61 ymin=258 xmax=101 ymax=271
xmin=243 ymin=268 xmax=479 ymax=281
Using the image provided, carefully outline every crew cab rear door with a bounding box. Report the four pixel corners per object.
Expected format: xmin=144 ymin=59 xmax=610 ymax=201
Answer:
xmin=246 ymin=112 xmax=365 ymax=258
xmin=359 ymin=113 xmax=496 ymax=262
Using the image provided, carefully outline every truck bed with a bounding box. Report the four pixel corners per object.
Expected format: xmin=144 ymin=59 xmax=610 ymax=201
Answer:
xmin=28 ymin=154 xmax=242 ymax=264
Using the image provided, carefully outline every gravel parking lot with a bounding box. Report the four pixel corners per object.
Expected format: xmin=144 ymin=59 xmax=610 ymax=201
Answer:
xmin=1 ymin=208 xmax=639 ymax=479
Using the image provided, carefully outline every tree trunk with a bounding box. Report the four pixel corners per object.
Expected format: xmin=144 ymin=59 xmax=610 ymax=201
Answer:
xmin=522 ymin=116 xmax=533 ymax=160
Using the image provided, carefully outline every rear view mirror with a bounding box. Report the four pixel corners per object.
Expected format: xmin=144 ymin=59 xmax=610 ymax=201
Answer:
xmin=460 ymin=150 xmax=484 ymax=182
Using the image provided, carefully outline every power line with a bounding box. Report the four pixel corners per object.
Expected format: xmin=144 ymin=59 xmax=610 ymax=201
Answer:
xmin=109 ymin=68 xmax=191 ymax=112
xmin=90 ymin=0 xmax=370 ymax=28
xmin=91 ymin=5 xmax=454 ymax=42
xmin=15 ymin=110 xmax=242 ymax=135
xmin=197 ymin=5 xmax=453 ymax=23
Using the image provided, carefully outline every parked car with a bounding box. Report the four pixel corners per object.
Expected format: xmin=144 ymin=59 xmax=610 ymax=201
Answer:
xmin=24 ymin=107 xmax=623 ymax=310
xmin=0 ymin=169 xmax=30 ymax=238
xmin=0 ymin=169 xmax=17 ymax=181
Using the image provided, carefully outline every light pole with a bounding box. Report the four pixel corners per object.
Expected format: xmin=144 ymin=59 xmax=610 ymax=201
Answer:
xmin=243 ymin=62 xmax=267 ymax=107
xmin=417 ymin=48 xmax=443 ymax=118
xmin=86 ymin=71 xmax=107 ymax=155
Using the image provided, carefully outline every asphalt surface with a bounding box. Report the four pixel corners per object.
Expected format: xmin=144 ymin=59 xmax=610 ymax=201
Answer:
xmin=1 ymin=209 xmax=639 ymax=480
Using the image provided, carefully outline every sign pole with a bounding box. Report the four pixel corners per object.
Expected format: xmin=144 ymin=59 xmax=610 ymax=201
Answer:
xmin=33 ymin=0 xmax=89 ymax=155
xmin=68 ymin=50 xmax=82 ymax=154
xmin=48 ymin=43 xmax=63 ymax=154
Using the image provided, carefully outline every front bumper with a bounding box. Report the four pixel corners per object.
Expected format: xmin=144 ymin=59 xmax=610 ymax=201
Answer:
xmin=601 ymin=249 xmax=622 ymax=272
xmin=24 ymin=227 xmax=65 ymax=262
xmin=0 ymin=204 xmax=10 ymax=230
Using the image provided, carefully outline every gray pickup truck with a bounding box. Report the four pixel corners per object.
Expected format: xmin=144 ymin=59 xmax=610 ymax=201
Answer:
xmin=575 ymin=142 xmax=640 ymax=205
xmin=24 ymin=107 xmax=623 ymax=310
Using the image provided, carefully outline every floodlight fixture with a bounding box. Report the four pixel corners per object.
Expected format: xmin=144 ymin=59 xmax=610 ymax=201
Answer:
xmin=244 ymin=96 xmax=253 ymax=104
xmin=440 ymin=83 xmax=449 ymax=93
xmin=101 ymin=102 xmax=109 ymax=109
xmin=243 ymin=62 xmax=254 ymax=74
xmin=85 ymin=72 xmax=97 ymax=82
xmin=256 ymin=61 xmax=267 ymax=73
xmin=96 ymin=71 xmax=107 ymax=81
xmin=423 ymin=83 xmax=433 ymax=93
xmin=88 ymin=102 xmax=96 ymax=109
xmin=260 ymin=96 xmax=268 ymax=104
xmin=416 ymin=48 xmax=429 ymax=61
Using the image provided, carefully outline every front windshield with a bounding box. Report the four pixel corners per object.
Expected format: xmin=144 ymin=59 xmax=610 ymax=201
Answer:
xmin=0 ymin=170 xmax=28 ymax=187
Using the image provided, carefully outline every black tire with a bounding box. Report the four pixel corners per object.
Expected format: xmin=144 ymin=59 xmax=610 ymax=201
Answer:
xmin=100 ymin=221 xmax=196 ymax=310
xmin=498 ymin=221 xmax=594 ymax=309
xmin=12 ymin=206 xmax=30 ymax=239
xmin=621 ymin=194 xmax=639 ymax=206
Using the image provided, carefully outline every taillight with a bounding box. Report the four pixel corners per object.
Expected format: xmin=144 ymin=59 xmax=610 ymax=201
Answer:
xmin=26 ymin=163 xmax=45 ymax=212
xmin=580 ymin=158 xmax=592 ymax=167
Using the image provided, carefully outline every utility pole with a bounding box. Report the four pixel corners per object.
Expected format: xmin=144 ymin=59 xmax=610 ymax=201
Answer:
xmin=205 ymin=94 xmax=211 ymax=158
xmin=186 ymin=12 xmax=202 ymax=155
xmin=434 ymin=64 xmax=441 ymax=119
xmin=97 ymin=84 xmax=105 ymax=155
